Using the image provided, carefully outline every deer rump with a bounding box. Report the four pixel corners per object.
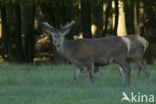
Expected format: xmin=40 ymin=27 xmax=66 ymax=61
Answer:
xmin=64 ymin=36 xmax=129 ymax=67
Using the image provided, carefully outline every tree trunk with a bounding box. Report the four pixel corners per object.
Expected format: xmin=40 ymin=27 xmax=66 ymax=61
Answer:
xmin=0 ymin=4 xmax=10 ymax=60
xmin=40 ymin=3 xmax=56 ymax=26
xmin=113 ymin=0 xmax=119 ymax=35
xmin=124 ymin=1 xmax=135 ymax=34
xmin=60 ymin=2 xmax=73 ymax=40
xmin=81 ymin=0 xmax=92 ymax=38
xmin=139 ymin=1 xmax=144 ymax=35
xmin=117 ymin=0 xmax=127 ymax=36
xmin=6 ymin=4 xmax=16 ymax=61
xmin=1 ymin=3 xmax=24 ymax=62
xmin=102 ymin=0 xmax=112 ymax=36
xmin=22 ymin=5 xmax=36 ymax=63
xmin=14 ymin=3 xmax=24 ymax=62
xmin=133 ymin=1 xmax=140 ymax=35
xmin=93 ymin=0 xmax=104 ymax=37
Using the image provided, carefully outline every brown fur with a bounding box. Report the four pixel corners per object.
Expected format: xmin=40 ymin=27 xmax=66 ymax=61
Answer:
xmin=81 ymin=35 xmax=148 ymax=80
xmin=42 ymin=21 xmax=132 ymax=87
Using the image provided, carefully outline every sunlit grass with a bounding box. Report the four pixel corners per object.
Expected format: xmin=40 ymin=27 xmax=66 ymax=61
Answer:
xmin=0 ymin=62 xmax=155 ymax=104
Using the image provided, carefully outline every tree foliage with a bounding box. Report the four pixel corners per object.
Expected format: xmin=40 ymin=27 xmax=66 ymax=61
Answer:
xmin=0 ymin=0 xmax=155 ymax=63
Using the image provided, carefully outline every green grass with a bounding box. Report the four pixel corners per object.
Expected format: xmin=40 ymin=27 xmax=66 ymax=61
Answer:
xmin=0 ymin=62 xmax=156 ymax=104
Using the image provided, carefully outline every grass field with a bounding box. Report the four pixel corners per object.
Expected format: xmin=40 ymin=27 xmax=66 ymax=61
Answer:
xmin=0 ymin=62 xmax=156 ymax=104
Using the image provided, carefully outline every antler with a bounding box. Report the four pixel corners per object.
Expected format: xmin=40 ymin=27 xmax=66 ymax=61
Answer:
xmin=42 ymin=22 xmax=56 ymax=32
xmin=60 ymin=20 xmax=75 ymax=31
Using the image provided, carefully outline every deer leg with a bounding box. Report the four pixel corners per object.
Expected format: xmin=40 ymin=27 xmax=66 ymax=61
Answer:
xmin=136 ymin=62 xmax=142 ymax=80
xmin=117 ymin=65 xmax=124 ymax=81
xmin=119 ymin=62 xmax=131 ymax=86
xmin=136 ymin=60 xmax=147 ymax=80
xmin=88 ymin=62 xmax=95 ymax=86
xmin=123 ymin=62 xmax=131 ymax=86
xmin=100 ymin=66 xmax=106 ymax=80
xmin=140 ymin=61 xmax=147 ymax=80
xmin=73 ymin=67 xmax=80 ymax=87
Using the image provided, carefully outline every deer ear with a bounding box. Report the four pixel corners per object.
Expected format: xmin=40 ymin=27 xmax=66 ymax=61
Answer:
xmin=62 ymin=29 xmax=71 ymax=36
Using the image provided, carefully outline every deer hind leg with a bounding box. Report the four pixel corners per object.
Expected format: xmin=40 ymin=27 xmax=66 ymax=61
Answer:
xmin=73 ymin=67 xmax=80 ymax=87
xmin=118 ymin=62 xmax=131 ymax=86
xmin=117 ymin=65 xmax=124 ymax=81
xmin=140 ymin=60 xmax=147 ymax=80
xmin=136 ymin=61 xmax=142 ymax=80
xmin=136 ymin=60 xmax=147 ymax=80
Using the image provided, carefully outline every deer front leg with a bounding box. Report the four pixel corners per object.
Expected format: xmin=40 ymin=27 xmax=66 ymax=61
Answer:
xmin=100 ymin=66 xmax=106 ymax=80
xmin=73 ymin=67 xmax=80 ymax=87
xmin=88 ymin=62 xmax=95 ymax=86
xmin=139 ymin=60 xmax=147 ymax=80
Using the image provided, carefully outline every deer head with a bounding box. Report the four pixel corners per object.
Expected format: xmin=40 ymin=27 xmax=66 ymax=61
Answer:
xmin=42 ymin=21 xmax=75 ymax=49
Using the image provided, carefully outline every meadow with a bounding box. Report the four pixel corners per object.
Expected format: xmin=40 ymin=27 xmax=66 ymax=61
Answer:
xmin=0 ymin=62 xmax=156 ymax=104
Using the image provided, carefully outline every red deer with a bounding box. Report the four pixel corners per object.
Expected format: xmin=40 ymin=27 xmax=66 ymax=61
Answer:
xmin=81 ymin=35 xmax=149 ymax=80
xmin=42 ymin=21 xmax=132 ymax=87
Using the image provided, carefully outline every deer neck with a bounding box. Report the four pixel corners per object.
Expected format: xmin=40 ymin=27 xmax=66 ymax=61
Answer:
xmin=56 ymin=38 xmax=72 ymax=59
xmin=58 ymin=39 xmax=75 ymax=63
xmin=56 ymin=38 xmax=66 ymax=53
